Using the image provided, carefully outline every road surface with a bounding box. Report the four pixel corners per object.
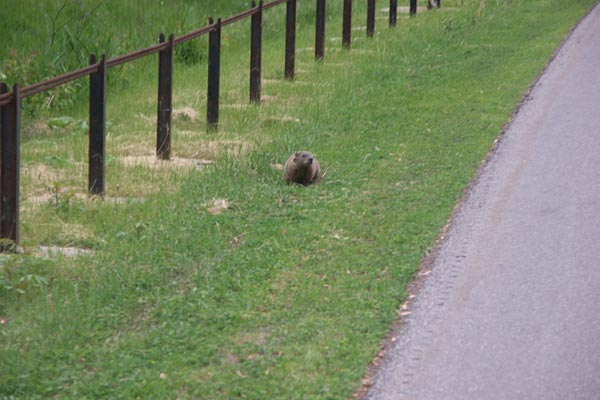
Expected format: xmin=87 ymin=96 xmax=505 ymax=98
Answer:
xmin=365 ymin=4 xmax=600 ymax=400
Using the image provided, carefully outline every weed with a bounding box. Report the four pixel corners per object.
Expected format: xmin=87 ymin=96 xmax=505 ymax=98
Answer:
xmin=0 ymin=254 xmax=49 ymax=308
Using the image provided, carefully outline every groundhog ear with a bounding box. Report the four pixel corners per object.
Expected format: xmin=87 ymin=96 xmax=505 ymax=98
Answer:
xmin=294 ymin=152 xmax=300 ymax=156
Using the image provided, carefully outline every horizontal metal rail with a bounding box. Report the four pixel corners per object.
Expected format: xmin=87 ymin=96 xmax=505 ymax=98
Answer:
xmin=222 ymin=6 xmax=259 ymax=26
xmin=263 ymin=0 xmax=287 ymax=10
xmin=0 ymin=0 xmax=287 ymax=107
xmin=0 ymin=92 xmax=11 ymax=107
xmin=23 ymin=64 xmax=99 ymax=98
xmin=173 ymin=25 xmax=214 ymax=46
xmin=106 ymin=41 xmax=169 ymax=68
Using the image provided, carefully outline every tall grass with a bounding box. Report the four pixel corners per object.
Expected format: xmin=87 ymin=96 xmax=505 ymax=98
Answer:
xmin=1 ymin=0 xmax=597 ymax=398
xmin=0 ymin=0 xmax=258 ymax=113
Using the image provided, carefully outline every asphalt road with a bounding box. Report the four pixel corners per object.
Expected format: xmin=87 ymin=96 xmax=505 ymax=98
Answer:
xmin=365 ymin=4 xmax=600 ymax=400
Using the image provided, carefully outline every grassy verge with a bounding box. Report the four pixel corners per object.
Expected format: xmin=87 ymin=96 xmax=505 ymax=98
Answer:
xmin=1 ymin=0 xmax=597 ymax=398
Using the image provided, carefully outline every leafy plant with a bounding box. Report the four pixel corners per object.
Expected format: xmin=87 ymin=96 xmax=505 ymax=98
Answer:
xmin=47 ymin=116 xmax=88 ymax=132
xmin=0 ymin=254 xmax=49 ymax=308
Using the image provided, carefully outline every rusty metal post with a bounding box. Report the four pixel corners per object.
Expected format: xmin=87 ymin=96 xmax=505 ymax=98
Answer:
xmin=88 ymin=54 xmax=106 ymax=196
xmin=157 ymin=33 xmax=174 ymax=160
xmin=285 ymin=0 xmax=297 ymax=80
xmin=367 ymin=0 xmax=376 ymax=37
xmin=315 ymin=0 xmax=326 ymax=60
xmin=207 ymin=18 xmax=221 ymax=130
xmin=410 ymin=0 xmax=417 ymax=16
xmin=250 ymin=1 xmax=263 ymax=103
xmin=0 ymin=83 xmax=20 ymax=248
xmin=342 ymin=0 xmax=352 ymax=48
xmin=389 ymin=0 xmax=397 ymax=26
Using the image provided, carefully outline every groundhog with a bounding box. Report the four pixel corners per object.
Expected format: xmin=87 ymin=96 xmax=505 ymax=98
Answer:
xmin=284 ymin=151 xmax=321 ymax=186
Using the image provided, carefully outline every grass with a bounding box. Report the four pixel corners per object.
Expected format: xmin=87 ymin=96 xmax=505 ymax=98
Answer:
xmin=0 ymin=0 xmax=271 ymax=113
xmin=1 ymin=0 xmax=597 ymax=398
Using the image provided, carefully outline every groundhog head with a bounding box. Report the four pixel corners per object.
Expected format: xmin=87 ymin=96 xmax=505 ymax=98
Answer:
xmin=293 ymin=151 xmax=314 ymax=166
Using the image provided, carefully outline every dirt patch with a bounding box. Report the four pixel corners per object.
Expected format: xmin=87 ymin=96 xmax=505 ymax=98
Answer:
xmin=62 ymin=223 xmax=95 ymax=241
xmin=120 ymin=155 xmax=213 ymax=170
xmin=137 ymin=113 xmax=154 ymax=126
xmin=198 ymin=140 xmax=252 ymax=160
xmin=237 ymin=327 xmax=271 ymax=347
xmin=105 ymin=196 xmax=146 ymax=204
xmin=173 ymin=107 xmax=198 ymax=122
xmin=25 ymin=191 xmax=54 ymax=205
xmin=223 ymin=352 xmax=240 ymax=365
xmin=206 ymin=198 xmax=230 ymax=215
xmin=24 ymin=187 xmax=88 ymax=206
xmin=262 ymin=79 xmax=282 ymax=85
xmin=38 ymin=245 xmax=94 ymax=258
xmin=266 ymin=115 xmax=301 ymax=124
xmin=22 ymin=164 xmax=66 ymax=184
xmin=23 ymin=120 xmax=53 ymax=138
xmin=221 ymin=103 xmax=249 ymax=110
xmin=174 ymin=130 xmax=200 ymax=138
xmin=394 ymin=6 xmax=429 ymax=13
xmin=261 ymin=95 xmax=278 ymax=102
xmin=135 ymin=107 xmax=199 ymax=127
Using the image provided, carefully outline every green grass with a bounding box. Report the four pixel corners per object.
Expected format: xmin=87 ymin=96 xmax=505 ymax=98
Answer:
xmin=1 ymin=0 xmax=597 ymax=398
xmin=0 ymin=0 xmax=277 ymax=113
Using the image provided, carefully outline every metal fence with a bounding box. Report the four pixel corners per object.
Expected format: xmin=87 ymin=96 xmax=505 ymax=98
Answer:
xmin=0 ymin=0 xmax=436 ymax=248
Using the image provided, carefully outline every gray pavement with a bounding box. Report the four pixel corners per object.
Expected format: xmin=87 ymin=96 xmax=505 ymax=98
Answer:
xmin=365 ymin=4 xmax=600 ymax=400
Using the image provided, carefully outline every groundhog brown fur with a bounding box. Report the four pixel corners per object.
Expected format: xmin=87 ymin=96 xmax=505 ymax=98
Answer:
xmin=284 ymin=151 xmax=321 ymax=186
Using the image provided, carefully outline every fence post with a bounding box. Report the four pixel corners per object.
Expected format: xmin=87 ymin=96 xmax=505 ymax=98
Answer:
xmin=207 ymin=18 xmax=221 ymax=130
xmin=367 ymin=0 xmax=376 ymax=37
xmin=250 ymin=1 xmax=263 ymax=103
xmin=88 ymin=54 xmax=106 ymax=196
xmin=285 ymin=0 xmax=297 ymax=80
xmin=389 ymin=0 xmax=397 ymax=26
xmin=342 ymin=0 xmax=352 ymax=48
xmin=0 ymin=83 xmax=20 ymax=249
xmin=410 ymin=0 xmax=417 ymax=16
xmin=157 ymin=33 xmax=174 ymax=160
xmin=315 ymin=0 xmax=326 ymax=60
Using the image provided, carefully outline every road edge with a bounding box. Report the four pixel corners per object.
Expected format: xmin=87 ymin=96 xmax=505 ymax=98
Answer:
xmin=353 ymin=2 xmax=600 ymax=398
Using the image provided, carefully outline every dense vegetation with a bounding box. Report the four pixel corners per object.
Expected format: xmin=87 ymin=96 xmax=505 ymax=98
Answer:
xmin=1 ymin=0 xmax=596 ymax=398
xmin=0 ymin=0 xmax=302 ymax=112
